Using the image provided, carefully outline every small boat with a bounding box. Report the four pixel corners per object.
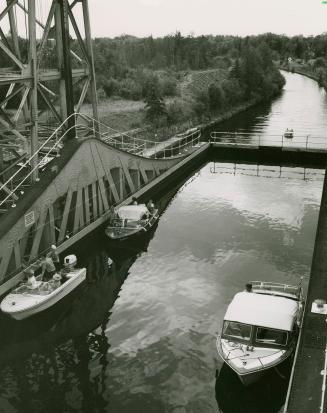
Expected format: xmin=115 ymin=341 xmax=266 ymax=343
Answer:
xmin=0 ymin=255 xmax=86 ymax=320
xmin=284 ymin=128 xmax=294 ymax=138
xmin=105 ymin=204 xmax=159 ymax=241
xmin=216 ymin=281 xmax=304 ymax=386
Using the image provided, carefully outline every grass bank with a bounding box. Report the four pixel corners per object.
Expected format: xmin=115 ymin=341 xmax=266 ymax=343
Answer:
xmin=82 ymin=66 xmax=282 ymax=142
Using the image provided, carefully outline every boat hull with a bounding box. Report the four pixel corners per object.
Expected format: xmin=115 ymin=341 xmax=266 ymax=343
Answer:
xmin=236 ymin=367 xmax=265 ymax=386
xmin=105 ymin=211 xmax=159 ymax=241
xmin=1 ymin=268 xmax=86 ymax=320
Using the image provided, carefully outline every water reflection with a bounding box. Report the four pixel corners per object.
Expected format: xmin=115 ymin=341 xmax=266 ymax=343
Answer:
xmin=0 ymin=175 xmax=186 ymax=413
xmin=215 ymin=360 xmax=291 ymax=413
xmin=0 ymin=71 xmax=325 ymax=413
xmin=212 ymin=71 xmax=327 ymax=138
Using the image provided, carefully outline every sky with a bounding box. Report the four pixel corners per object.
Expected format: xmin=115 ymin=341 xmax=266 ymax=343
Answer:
xmin=1 ymin=0 xmax=327 ymax=39
xmin=86 ymin=0 xmax=327 ymax=38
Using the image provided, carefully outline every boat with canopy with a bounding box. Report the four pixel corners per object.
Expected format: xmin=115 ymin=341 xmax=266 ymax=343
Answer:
xmin=216 ymin=281 xmax=304 ymax=386
xmin=105 ymin=203 xmax=159 ymax=241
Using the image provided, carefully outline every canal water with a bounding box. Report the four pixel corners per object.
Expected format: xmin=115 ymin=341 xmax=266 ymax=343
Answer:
xmin=0 ymin=72 xmax=325 ymax=413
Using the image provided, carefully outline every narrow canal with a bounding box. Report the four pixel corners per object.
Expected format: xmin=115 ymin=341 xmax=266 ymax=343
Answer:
xmin=0 ymin=72 xmax=325 ymax=413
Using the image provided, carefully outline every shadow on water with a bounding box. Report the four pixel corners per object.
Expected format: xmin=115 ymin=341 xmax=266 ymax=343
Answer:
xmin=202 ymin=99 xmax=275 ymax=140
xmin=215 ymin=359 xmax=292 ymax=413
xmin=0 ymin=167 xmax=203 ymax=413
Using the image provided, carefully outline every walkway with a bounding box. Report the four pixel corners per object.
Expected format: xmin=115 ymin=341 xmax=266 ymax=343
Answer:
xmin=284 ymin=174 xmax=327 ymax=413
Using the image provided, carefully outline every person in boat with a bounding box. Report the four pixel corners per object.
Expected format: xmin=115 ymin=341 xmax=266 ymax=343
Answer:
xmin=141 ymin=211 xmax=149 ymax=221
xmin=132 ymin=197 xmax=138 ymax=205
xmin=47 ymin=245 xmax=60 ymax=271
xmin=24 ymin=266 xmax=38 ymax=289
xmin=39 ymin=255 xmax=57 ymax=281
xmin=50 ymin=273 xmax=62 ymax=289
xmin=147 ymin=199 xmax=155 ymax=214
xmin=245 ymin=283 xmax=253 ymax=293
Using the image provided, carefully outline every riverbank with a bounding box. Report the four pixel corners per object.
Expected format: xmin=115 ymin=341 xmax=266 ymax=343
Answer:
xmin=280 ymin=64 xmax=327 ymax=91
xmin=82 ymin=65 xmax=283 ymax=142
xmin=198 ymin=98 xmax=260 ymax=133
xmin=82 ymin=95 xmax=263 ymax=141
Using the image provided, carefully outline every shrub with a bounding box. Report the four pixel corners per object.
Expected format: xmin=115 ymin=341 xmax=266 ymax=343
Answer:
xmin=208 ymin=83 xmax=225 ymax=110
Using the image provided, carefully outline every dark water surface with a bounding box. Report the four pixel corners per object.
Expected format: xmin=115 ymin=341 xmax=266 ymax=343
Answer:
xmin=0 ymin=72 xmax=325 ymax=413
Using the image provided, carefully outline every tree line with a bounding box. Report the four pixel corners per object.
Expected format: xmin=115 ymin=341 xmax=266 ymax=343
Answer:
xmin=4 ymin=31 xmax=326 ymax=126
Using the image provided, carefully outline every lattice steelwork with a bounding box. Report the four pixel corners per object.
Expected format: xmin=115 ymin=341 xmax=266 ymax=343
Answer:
xmin=0 ymin=0 xmax=98 ymax=181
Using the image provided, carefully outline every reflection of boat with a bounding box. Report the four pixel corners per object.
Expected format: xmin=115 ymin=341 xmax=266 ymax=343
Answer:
xmin=0 ymin=256 xmax=86 ymax=320
xmin=284 ymin=128 xmax=294 ymax=138
xmin=105 ymin=204 xmax=159 ymax=241
xmin=216 ymin=281 xmax=303 ymax=386
xmin=215 ymin=361 xmax=291 ymax=413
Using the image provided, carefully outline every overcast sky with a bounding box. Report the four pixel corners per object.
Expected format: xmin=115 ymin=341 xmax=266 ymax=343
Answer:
xmin=87 ymin=0 xmax=327 ymax=38
xmin=1 ymin=0 xmax=326 ymax=39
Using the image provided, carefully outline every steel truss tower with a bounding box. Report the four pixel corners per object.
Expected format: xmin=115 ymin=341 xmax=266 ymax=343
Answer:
xmin=0 ymin=0 xmax=98 ymax=179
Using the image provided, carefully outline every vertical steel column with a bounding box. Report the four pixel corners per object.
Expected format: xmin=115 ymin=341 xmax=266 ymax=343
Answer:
xmin=54 ymin=0 xmax=67 ymax=122
xmin=7 ymin=1 xmax=29 ymax=122
xmin=28 ymin=0 xmax=39 ymax=181
xmin=59 ymin=0 xmax=75 ymax=138
xmin=81 ymin=0 xmax=99 ymax=137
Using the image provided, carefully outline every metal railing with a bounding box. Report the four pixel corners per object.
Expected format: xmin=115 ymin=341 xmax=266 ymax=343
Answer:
xmin=210 ymin=131 xmax=327 ymax=151
xmin=0 ymin=113 xmax=201 ymax=209
xmin=251 ymin=280 xmax=302 ymax=299
xmin=79 ymin=113 xmax=201 ymax=159
xmin=218 ymin=335 xmax=286 ymax=369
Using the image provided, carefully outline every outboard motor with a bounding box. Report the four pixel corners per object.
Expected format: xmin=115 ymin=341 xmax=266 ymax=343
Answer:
xmin=63 ymin=255 xmax=77 ymax=277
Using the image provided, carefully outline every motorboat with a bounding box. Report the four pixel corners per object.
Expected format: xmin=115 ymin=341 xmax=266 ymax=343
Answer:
xmin=216 ymin=281 xmax=304 ymax=386
xmin=105 ymin=203 xmax=159 ymax=241
xmin=0 ymin=255 xmax=86 ymax=320
xmin=284 ymin=128 xmax=294 ymax=138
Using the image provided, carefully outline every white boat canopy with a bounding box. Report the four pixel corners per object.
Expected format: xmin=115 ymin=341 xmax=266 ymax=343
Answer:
xmin=224 ymin=292 xmax=298 ymax=331
xmin=116 ymin=204 xmax=148 ymax=220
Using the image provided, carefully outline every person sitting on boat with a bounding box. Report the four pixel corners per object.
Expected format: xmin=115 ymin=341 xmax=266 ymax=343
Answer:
xmin=245 ymin=283 xmax=253 ymax=293
xmin=39 ymin=255 xmax=57 ymax=281
xmin=132 ymin=197 xmax=138 ymax=205
xmin=109 ymin=205 xmax=118 ymax=220
xmin=50 ymin=273 xmax=62 ymax=289
xmin=140 ymin=213 xmax=148 ymax=222
xmin=24 ymin=267 xmax=38 ymax=289
xmin=147 ymin=199 xmax=155 ymax=214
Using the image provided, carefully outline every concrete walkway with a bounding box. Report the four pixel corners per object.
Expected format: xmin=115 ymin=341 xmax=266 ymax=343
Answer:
xmin=285 ymin=174 xmax=327 ymax=412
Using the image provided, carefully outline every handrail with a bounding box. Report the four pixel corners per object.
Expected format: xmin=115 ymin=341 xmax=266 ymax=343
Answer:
xmin=0 ymin=113 xmax=201 ymax=208
xmin=0 ymin=124 xmax=77 ymax=207
xmin=210 ymin=131 xmax=327 ymax=150
xmin=0 ymin=112 xmax=78 ymax=194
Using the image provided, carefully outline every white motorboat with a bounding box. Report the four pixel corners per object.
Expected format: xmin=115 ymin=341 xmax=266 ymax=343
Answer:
xmin=105 ymin=204 xmax=159 ymax=241
xmin=0 ymin=255 xmax=86 ymax=320
xmin=217 ymin=281 xmax=304 ymax=386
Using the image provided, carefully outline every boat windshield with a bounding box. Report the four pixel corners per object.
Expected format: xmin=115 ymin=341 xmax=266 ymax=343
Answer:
xmin=223 ymin=321 xmax=251 ymax=341
xmin=255 ymin=327 xmax=288 ymax=346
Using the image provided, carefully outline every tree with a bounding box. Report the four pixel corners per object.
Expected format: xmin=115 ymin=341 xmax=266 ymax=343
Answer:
xmin=144 ymin=83 xmax=167 ymax=126
xmin=208 ymin=83 xmax=225 ymax=110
